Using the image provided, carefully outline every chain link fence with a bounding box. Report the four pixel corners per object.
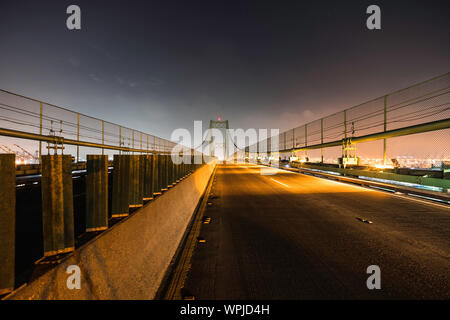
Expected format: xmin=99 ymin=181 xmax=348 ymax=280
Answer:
xmin=0 ymin=89 xmax=182 ymax=163
xmin=268 ymin=72 xmax=450 ymax=168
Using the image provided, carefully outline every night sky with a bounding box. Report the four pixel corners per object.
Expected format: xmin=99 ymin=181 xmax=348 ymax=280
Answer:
xmin=0 ymin=0 xmax=449 ymax=140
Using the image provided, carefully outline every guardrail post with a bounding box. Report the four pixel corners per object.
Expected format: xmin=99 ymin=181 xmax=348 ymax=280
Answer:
xmin=187 ymin=155 xmax=191 ymax=174
xmin=166 ymin=155 xmax=171 ymax=187
xmin=142 ymin=154 xmax=154 ymax=201
xmin=162 ymin=154 xmax=169 ymax=191
xmin=163 ymin=154 xmax=169 ymax=191
xmin=173 ymin=156 xmax=178 ymax=183
xmin=180 ymin=153 xmax=184 ymax=178
xmin=112 ymin=154 xmax=130 ymax=218
xmin=168 ymin=155 xmax=174 ymax=187
xmin=156 ymin=154 xmax=164 ymax=193
xmin=180 ymin=157 xmax=184 ymax=178
xmin=129 ymin=155 xmax=143 ymax=208
xmin=187 ymin=154 xmax=190 ymax=175
xmin=175 ymin=157 xmax=180 ymax=181
xmin=168 ymin=154 xmax=172 ymax=184
xmin=0 ymin=154 xmax=15 ymax=295
xmin=41 ymin=154 xmax=75 ymax=256
xmin=152 ymin=154 xmax=160 ymax=196
xmin=172 ymin=155 xmax=176 ymax=183
xmin=86 ymin=155 xmax=108 ymax=232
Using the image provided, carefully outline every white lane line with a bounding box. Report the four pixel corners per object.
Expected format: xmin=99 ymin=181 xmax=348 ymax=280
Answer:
xmin=270 ymin=178 xmax=290 ymax=188
xmin=280 ymin=167 xmax=450 ymax=211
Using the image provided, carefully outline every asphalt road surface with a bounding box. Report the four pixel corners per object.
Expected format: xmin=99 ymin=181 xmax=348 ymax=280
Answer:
xmin=183 ymin=164 xmax=450 ymax=299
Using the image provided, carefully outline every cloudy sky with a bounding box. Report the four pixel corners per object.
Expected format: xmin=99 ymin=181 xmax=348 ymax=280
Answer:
xmin=0 ymin=0 xmax=449 ymax=141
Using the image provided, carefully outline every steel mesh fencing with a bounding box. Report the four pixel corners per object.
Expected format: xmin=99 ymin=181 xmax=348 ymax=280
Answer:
xmin=0 ymin=89 xmax=184 ymax=163
xmin=270 ymin=72 xmax=450 ymax=168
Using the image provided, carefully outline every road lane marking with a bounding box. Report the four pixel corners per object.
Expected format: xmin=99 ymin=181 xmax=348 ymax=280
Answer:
xmin=275 ymin=165 xmax=450 ymax=211
xmin=260 ymin=164 xmax=450 ymax=210
xmin=270 ymin=178 xmax=290 ymax=188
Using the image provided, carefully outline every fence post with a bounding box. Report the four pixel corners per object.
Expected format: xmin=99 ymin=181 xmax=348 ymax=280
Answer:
xmin=39 ymin=102 xmax=43 ymax=161
xmin=321 ymin=118 xmax=324 ymax=163
xmin=111 ymin=154 xmax=130 ymax=218
xmin=86 ymin=155 xmax=108 ymax=232
xmin=158 ymin=154 xmax=166 ymax=192
xmin=152 ymin=154 xmax=160 ymax=196
xmin=292 ymin=128 xmax=295 ymax=149
xmin=143 ymin=154 xmax=154 ymax=200
xmin=343 ymin=110 xmax=347 ymax=164
xmin=41 ymin=154 xmax=74 ymax=256
xmin=344 ymin=110 xmax=347 ymax=139
xmin=119 ymin=126 xmax=122 ymax=155
xmin=158 ymin=154 xmax=163 ymax=191
xmin=162 ymin=154 xmax=169 ymax=191
xmin=168 ymin=155 xmax=174 ymax=187
xmin=76 ymin=113 xmax=80 ymax=162
xmin=102 ymin=120 xmax=104 ymax=156
xmin=304 ymin=124 xmax=308 ymax=159
xmin=0 ymin=154 xmax=15 ymax=295
xmin=129 ymin=155 xmax=143 ymax=208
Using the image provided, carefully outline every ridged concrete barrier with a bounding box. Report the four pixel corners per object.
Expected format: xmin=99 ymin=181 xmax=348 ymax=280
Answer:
xmin=6 ymin=161 xmax=216 ymax=300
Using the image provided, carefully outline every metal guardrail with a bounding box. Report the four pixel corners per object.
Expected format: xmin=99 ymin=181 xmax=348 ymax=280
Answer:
xmin=295 ymin=167 xmax=450 ymax=203
xmin=0 ymin=88 xmax=213 ymax=297
xmin=262 ymin=162 xmax=450 ymax=202
xmin=291 ymin=162 xmax=450 ymax=191
xmin=0 ymin=127 xmax=170 ymax=155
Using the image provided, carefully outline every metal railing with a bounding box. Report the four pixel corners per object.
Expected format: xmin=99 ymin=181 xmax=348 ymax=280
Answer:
xmin=259 ymin=72 xmax=450 ymax=167
xmin=0 ymin=89 xmax=198 ymax=162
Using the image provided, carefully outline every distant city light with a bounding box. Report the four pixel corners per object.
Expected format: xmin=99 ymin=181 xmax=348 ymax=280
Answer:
xmin=374 ymin=164 xmax=394 ymax=169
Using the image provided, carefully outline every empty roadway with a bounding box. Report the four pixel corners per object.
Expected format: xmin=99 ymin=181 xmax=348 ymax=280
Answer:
xmin=183 ymin=163 xmax=450 ymax=299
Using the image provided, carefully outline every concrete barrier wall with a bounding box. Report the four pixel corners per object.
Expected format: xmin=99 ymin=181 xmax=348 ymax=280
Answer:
xmin=7 ymin=161 xmax=216 ymax=300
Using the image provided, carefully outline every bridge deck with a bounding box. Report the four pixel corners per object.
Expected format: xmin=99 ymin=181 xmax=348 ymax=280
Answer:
xmin=183 ymin=163 xmax=450 ymax=299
